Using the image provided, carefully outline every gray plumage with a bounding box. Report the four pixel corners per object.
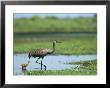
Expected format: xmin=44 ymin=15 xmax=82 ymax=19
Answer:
xmin=28 ymin=41 xmax=61 ymax=70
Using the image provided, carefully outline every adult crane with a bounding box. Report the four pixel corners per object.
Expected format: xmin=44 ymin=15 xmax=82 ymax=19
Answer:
xmin=28 ymin=41 xmax=61 ymax=70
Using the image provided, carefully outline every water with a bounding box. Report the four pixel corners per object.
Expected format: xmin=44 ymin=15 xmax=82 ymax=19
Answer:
xmin=14 ymin=54 xmax=96 ymax=75
xmin=15 ymin=32 xmax=96 ymax=39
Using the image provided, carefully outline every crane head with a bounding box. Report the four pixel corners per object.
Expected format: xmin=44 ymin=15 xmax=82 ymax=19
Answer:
xmin=54 ymin=40 xmax=62 ymax=43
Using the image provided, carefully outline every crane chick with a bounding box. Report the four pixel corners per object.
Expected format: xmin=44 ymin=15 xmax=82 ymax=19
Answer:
xmin=20 ymin=61 xmax=30 ymax=71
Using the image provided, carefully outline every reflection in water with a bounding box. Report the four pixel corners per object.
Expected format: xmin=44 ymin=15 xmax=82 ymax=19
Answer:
xmin=14 ymin=54 xmax=96 ymax=75
xmin=22 ymin=69 xmax=28 ymax=75
xmin=36 ymin=60 xmax=46 ymax=70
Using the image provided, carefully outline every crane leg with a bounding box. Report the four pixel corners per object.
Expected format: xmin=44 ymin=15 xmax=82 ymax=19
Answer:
xmin=44 ymin=65 xmax=46 ymax=71
xmin=40 ymin=57 xmax=46 ymax=70
xmin=36 ymin=57 xmax=40 ymax=63
xmin=35 ymin=57 xmax=46 ymax=70
xmin=41 ymin=60 xmax=43 ymax=70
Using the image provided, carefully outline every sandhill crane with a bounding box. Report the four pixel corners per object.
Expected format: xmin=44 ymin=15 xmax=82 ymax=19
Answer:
xmin=28 ymin=41 xmax=61 ymax=70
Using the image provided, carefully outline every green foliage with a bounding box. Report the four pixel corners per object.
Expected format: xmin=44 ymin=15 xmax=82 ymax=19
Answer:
xmin=14 ymin=16 xmax=97 ymax=33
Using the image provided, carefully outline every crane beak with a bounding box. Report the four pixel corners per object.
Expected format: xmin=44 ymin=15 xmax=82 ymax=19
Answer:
xmin=56 ymin=41 xmax=62 ymax=43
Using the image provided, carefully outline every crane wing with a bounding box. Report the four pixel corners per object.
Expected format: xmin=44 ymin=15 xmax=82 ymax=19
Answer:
xmin=30 ymin=48 xmax=53 ymax=56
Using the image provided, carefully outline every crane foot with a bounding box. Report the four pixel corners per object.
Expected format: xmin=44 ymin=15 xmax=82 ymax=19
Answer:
xmin=44 ymin=65 xmax=46 ymax=70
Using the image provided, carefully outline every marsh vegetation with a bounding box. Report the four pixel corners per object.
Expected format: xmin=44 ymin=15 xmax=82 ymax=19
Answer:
xmin=26 ymin=59 xmax=97 ymax=75
xmin=14 ymin=14 xmax=97 ymax=75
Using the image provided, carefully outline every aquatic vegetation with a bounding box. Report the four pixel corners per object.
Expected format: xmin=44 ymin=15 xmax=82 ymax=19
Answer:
xmin=26 ymin=59 xmax=97 ymax=75
xmin=67 ymin=59 xmax=97 ymax=74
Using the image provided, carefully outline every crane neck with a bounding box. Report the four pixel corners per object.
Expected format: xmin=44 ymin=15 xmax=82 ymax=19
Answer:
xmin=53 ymin=42 xmax=55 ymax=52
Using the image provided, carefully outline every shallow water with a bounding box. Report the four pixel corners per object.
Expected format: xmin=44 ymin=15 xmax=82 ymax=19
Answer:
xmin=14 ymin=54 xmax=96 ymax=75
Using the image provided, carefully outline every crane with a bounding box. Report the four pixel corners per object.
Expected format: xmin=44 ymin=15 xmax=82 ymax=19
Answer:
xmin=28 ymin=41 xmax=61 ymax=70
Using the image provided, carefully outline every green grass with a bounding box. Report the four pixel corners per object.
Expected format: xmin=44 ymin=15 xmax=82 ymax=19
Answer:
xmin=14 ymin=35 xmax=97 ymax=54
xmin=67 ymin=59 xmax=97 ymax=74
xmin=14 ymin=15 xmax=97 ymax=54
xmin=26 ymin=59 xmax=97 ymax=75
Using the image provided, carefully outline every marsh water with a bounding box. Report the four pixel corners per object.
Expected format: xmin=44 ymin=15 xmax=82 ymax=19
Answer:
xmin=14 ymin=54 xmax=96 ymax=75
